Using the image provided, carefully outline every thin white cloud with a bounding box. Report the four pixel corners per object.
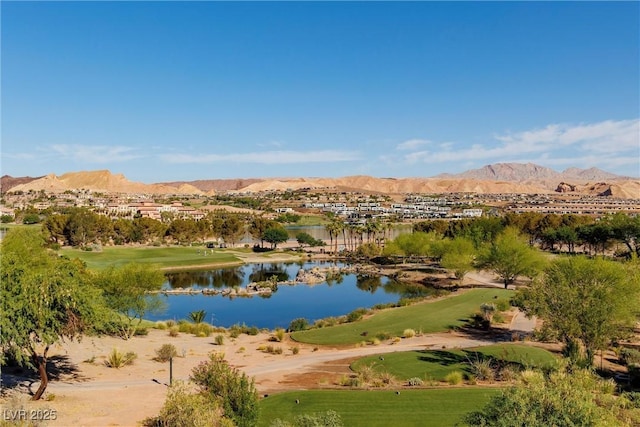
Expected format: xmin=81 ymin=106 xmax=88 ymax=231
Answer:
xmin=49 ymin=144 xmax=142 ymax=163
xmin=257 ymin=140 xmax=285 ymax=148
xmin=396 ymin=139 xmax=431 ymax=151
xmin=403 ymin=119 xmax=639 ymax=169
xmin=160 ymin=150 xmax=361 ymax=164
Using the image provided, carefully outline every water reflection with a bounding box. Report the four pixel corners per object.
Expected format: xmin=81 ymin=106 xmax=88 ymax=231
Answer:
xmin=155 ymin=262 xmax=442 ymax=329
xmin=248 ymin=263 xmax=290 ymax=283
xmin=165 ymin=267 xmax=245 ymax=289
xmin=356 ymin=275 xmax=383 ymax=293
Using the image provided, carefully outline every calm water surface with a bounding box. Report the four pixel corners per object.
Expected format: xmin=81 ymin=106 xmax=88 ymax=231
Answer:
xmin=148 ymin=261 xmax=430 ymax=329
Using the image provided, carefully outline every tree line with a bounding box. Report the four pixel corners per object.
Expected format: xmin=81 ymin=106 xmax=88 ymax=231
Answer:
xmin=414 ymin=211 xmax=640 ymax=257
xmin=37 ymin=207 xmax=300 ymax=249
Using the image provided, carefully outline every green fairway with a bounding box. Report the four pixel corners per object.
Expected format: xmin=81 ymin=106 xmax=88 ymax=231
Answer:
xmin=258 ymin=388 xmax=499 ymax=427
xmin=351 ymin=344 xmax=558 ymax=381
xmin=61 ymin=246 xmax=242 ymax=270
xmin=291 ymin=288 xmax=511 ymax=346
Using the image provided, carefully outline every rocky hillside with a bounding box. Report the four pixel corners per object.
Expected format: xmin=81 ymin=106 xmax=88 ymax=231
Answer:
xmin=438 ymin=162 xmax=628 ymax=182
xmin=2 ymin=163 xmax=638 ymax=198
xmin=6 ymin=170 xmax=209 ymax=195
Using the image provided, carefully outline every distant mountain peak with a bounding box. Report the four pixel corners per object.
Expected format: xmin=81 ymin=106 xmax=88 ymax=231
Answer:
xmin=443 ymin=162 xmax=626 ymax=182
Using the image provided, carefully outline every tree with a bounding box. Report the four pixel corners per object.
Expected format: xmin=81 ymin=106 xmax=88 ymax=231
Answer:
xmin=1 ymin=228 xmax=105 ymax=400
xmin=93 ymin=263 xmax=165 ymax=339
xmin=514 ymin=256 xmax=640 ymax=365
xmin=167 ymin=218 xmax=198 ymax=245
xmin=477 ymin=227 xmax=546 ymax=289
xmin=296 ymin=232 xmax=323 ymax=248
xmin=249 ymin=216 xmax=274 ymax=248
xmin=438 ymin=237 xmax=476 ymax=282
xmin=220 ymin=215 xmax=245 ymax=247
xmin=191 ymin=353 xmax=259 ymax=427
xmin=262 ymin=226 xmax=289 ymax=249
xmin=464 ymin=368 xmax=638 ymax=426
xmin=65 ymin=209 xmax=100 ymax=247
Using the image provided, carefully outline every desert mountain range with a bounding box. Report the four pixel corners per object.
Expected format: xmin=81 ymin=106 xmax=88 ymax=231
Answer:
xmin=2 ymin=163 xmax=639 ymax=199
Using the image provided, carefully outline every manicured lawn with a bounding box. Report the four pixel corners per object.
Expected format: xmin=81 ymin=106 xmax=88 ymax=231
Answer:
xmin=61 ymin=246 xmax=242 ymax=270
xmin=351 ymin=344 xmax=558 ymax=381
xmin=291 ymin=288 xmax=511 ymax=346
xmin=258 ymin=388 xmax=499 ymax=427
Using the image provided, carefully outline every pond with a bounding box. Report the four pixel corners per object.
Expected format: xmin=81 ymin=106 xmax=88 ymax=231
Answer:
xmin=146 ymin=261 xmax=434 ymax=329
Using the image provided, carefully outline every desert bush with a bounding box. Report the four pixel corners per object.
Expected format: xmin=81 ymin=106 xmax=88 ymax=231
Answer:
xmin=402 ymin=328 xmax=416 ymax=338
xmin=270 ymin=410 xmax=343 ymax=427
xmin=375 ymin=332 xmax=392 ymax=341
xmin=190 ymin=353 xmax=259 ymax=427
xmin=407 ymin=377 xmax=423 ymax=386
xmin=155 ymin=321 xmax=168 ymax=330
xmin=144 ymin=381 xmax=230 ymax=427
xmin=271 ymin=328 xmax=285 ymax=342
xmin=155 ymin=344 xmax=178 ymax=362
xmin=445 ymin=371 xmax=463 ymax=385
xmin=165 ymin=320 xmax=176 ymax=328
xmin=354 ymin=364 xmax=376 ymax=383
xmin=469 ymin=358 xmax=495 ymax=381
xmin=291 ymin=346 xmax=300 ymax=355
xmin=288 ymin=318 xmax=309 ymax=332
xmin=620 ymin=348 xmax=640 ymax=366
xmin=499 ymin=365 xmax=520 ymax=382
xmin=368 ymin=338 xmax=381 ymax=346
xmin=168 ymin=326 xmax=179 ymax=337
xmin=105 ymin=348 xmax=137 ymax=368
xmin=346 ymin=308 xmax=368 ymax=323
xmin=215 ymin=334 xmax=225 ymax=346
xmin=480 ymin=303 xmax=497 ymax=322
xmin=496 ymin=298 xmax=511 ymax=312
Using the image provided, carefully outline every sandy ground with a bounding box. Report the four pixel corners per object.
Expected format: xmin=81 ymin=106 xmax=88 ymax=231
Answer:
xmin=0 ymin=269 xmax=537 ymax=427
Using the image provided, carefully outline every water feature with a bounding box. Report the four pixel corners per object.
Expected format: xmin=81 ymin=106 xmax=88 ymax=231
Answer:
xmin=147 ymin=260 xmax=433 ymax=329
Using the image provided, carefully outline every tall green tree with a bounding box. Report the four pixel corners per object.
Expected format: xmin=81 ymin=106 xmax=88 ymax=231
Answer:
xmin=93 ymin=263 xmax=165 ymax=339
xmin=437 ymin=236 xmax=477 ymax=282
xmin=220 ymin=215 xmax=245 ymax=247
xmin=1 ymin=228 xmax=105 ymax=400
xmin=262 ymin=226 xmax=289 ymax=249
xmin=514 ymin=256 xmax=640 ymax=365
xmin=477 ymin=227 xmax=547 ymax=289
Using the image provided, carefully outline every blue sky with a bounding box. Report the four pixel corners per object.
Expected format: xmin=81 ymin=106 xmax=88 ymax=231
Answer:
xmin=2 ymin=1 xmax=639 ymax=182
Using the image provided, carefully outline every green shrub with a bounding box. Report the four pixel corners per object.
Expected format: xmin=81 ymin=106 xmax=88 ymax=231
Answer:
xmin=402 ymin=328 xmax=416 ymax=338
xmin=168 ymin=326 xmax=179 ymax=337
xmin=620 ymin=348 xmax=640 ymax=366
xmin=407 ymin=377 xmax=423 ymax=386
xmin=155 ymin=321 xmax=168 ymax=330
xmin=272 ymin=328 xmax=286 ymax=342
xmin=288 ymin=318 xmax=309 ymax=332
xmin=496 ymin=298 xmax=511 ymax=312
xmin=155 ymin=344 xmax=178 ymax=362
xmin=346 ymin=308 xmax=368 ymax=323
xmin=445 ymin=371 xmax=463 ymax=385
xmin=469 ymin=358 xmax=495 ymax=381
xmin=291 ymin=346 xmax=300 ymax=355
xmin=215 ymin=335 xmax=225 ymax=346
xmin=105 ymin=348 xmax=137 ymax=368
xmin=190 ymin=353 xmax=259 ymax=427
xmin=144 ymin=381 xmax=228 ymax=427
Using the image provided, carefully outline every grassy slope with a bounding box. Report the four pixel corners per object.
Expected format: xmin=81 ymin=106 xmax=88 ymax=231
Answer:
xmin=291 ymin=288 xmax=511 ymax=346
xmin=351 ymin=344 xmax=558 ymax=381
xmin=61 ymin=246 xmax=242 ymax=270
xmin=258 ymin=389 xmax=499 ymax=427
